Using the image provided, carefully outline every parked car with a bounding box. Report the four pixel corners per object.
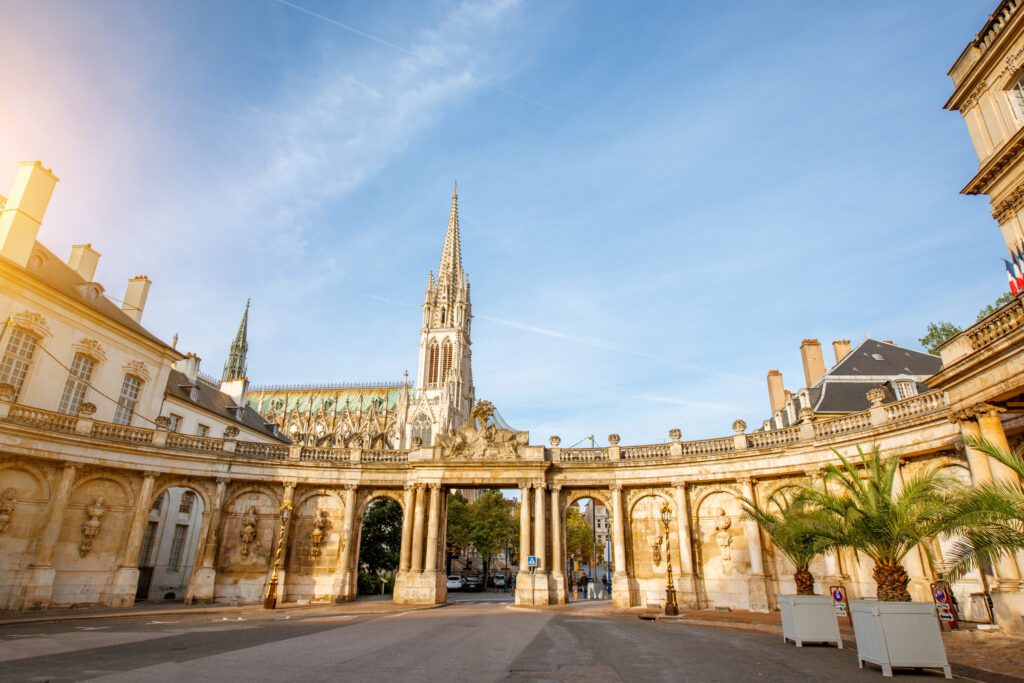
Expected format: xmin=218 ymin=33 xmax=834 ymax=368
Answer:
xmin=492 ymin=575 xmax=506 ymax=588
xmin=463 ymin=575 xmax=483 ymax=592
xmin=446 ymin=575 xmax=464 ymax=591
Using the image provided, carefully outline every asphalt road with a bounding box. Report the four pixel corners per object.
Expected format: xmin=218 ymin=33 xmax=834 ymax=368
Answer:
xmin=0 ymin=602 xmax=959 ymax=682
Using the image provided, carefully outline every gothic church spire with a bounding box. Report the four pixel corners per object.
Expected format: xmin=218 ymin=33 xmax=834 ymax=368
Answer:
xmin=222 ymin=299 xmax=249 ymax=381
xmin=436 ymin=182 xmax=463 ymax=285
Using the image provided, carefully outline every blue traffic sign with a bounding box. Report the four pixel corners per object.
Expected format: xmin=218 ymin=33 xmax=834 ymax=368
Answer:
xmin=527 ymin=555 xmax=539 ymax=567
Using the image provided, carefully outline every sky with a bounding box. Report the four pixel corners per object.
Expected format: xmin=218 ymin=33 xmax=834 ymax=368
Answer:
xmin=0 ymin=1 xmax=1004 ymax=445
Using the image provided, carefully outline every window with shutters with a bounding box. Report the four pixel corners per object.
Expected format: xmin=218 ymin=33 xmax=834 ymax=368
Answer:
xmin=441 ymin=340 xmax=453 ymax=383
xmin=179 ymin=491 xmax=196 ymax=514
xmin=0 ymin=328 xmax=38 ymax=400
xmin=58 ymin=353 xmax=95 ymax=415
xmin=112 ymin=374 xmax=142 ymax=425
xmin=167 ymin=414 xmax=182 ymax=433
xmin=167 ymin=524 xmax=187 ymax=572
xmin=427 ymin=341 xmax=439 ymax=387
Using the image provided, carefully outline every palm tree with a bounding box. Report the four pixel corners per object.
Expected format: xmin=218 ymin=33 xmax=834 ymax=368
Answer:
xmin=795 ymin=445 xmax=953 ymax=602
xmin=741 ymin=486 xmax=828 ymax=595
xmin=939 ymin=435 xmax=1024 ymax=583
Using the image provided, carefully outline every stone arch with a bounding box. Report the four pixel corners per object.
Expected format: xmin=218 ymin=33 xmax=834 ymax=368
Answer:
xmin=560 ymin=489 xmax=614 ymax=595
xmin=692 ymin=487 xmax=750 ymax=610
xmin=285 ymin=488 xmax=347 ymax=603
xmin=624 ymin=491 xmax=676 ymax=608
xmin=353 ymin=491 xmax=404 ymax=597
xmin=150 ymin=477 xmax=214 ymax=516
xmin=0 ymin=462 xmax=52 ymax=608
xmin=137 ymin=482 xmax=207 ymax=604
xmin=214 ymin=485 xmax=280 ymax=604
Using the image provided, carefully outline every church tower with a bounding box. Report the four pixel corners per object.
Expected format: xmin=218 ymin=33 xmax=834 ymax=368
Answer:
xmin=410 ymin=185 xmax=475 ymax=445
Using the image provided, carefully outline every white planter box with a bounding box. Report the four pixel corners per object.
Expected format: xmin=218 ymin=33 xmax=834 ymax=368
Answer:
xmin=779 ymin=594 xmax=843 ymax=648
xmin=850 ymin=600 xmax=951 ymax=678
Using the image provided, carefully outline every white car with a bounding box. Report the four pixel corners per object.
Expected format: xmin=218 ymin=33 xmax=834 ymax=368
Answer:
xmin=446 ymin=575 xmax=464 ymax=591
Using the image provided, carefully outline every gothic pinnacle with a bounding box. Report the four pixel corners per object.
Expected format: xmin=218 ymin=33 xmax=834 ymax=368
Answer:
xmin=222 ymin=298 xmax=250 ymax=381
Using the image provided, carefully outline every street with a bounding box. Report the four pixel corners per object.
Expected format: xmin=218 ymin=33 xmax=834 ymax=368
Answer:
xmin=0 ymin=601 xmax=956 ymax=682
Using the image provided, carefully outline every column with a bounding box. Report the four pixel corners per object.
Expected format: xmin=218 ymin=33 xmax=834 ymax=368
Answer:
xmin=893 ymin=461 xmax=930 ymax=598
xmin=424 ymin=484 xmax=441 ymax=573
xmin=518 ymin=482 xmax=532 ymax=567
xmin=514 ymin=482 xmax=532 ymax=605
xmin=336 ymin=485 xmax=358 ymax=600
xmin=188 ymin=477 xmax=228 ymax=604
xmin=957 ymin=418 xmax=993 ymax=484
xmin=399 ymin=484 xmax=415 ymax=572
xmin=22 ymin=463 xmax=77 ymax=609
xmin=739 ymin=478 xmax=770 ymax=612
xmin=109 ymin=472 xmax=158 ymax=607
xmin=976 ymin=407 xmax=1023 ymax=589
xmin=534 ymin=483 xmax=547 ymax=575
xmin=609 ymin=483 xmax=630 ymax=607
xmin=672 ymin=481 xmax=698 ymax=606
xmin=410 ymin=484 xmax=426 ymax=572
xmin=549 ymin=485 xmax=565 ymax=603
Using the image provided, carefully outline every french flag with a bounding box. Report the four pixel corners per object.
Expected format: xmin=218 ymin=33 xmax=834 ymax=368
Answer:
xmin=1015 ymin=244 xmax=1024 ymax=292
xmin=1007 ymin=258 xmax=1021 ymax=296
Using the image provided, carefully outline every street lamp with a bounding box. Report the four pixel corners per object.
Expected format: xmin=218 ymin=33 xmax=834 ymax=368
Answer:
xmin=659 ymin=501 xmax=679 ymax=616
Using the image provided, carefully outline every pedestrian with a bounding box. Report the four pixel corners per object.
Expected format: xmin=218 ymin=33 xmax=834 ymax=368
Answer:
xmin=572 ymin=576 xmax=579 ymax=602
xmin=586 ymin=574 xmax=596 ymax=600
xmin=580 ymin=573 xmax=590 ymax=600
xmin=602 ymin=573 xmax=610 ymax=599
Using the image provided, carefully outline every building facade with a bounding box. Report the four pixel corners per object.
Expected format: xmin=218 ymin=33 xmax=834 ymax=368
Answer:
xmin=0 ymin=2 xmax=1023 ymax=631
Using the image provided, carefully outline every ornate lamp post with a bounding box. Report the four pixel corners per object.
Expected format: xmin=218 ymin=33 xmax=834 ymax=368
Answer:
xmin=660 ymin=501 xmax=679 ymax=616
xmin=263 ymin=499 xmax=293 ymax=609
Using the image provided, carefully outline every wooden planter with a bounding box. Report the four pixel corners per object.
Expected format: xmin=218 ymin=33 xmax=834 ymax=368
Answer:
xmin=850 ymin=600 xmax=951 ymax=678
xmin=779 ymin=594 xmax=843 ymax=648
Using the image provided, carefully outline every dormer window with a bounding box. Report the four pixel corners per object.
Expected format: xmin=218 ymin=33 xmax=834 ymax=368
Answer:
xmin=189 ymin=386 xmax=199 ymax=402
xmin=895 ymin=380 xmax=917 ymax=400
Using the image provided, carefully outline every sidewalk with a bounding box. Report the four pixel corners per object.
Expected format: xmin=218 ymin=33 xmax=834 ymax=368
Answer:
xmin=0 ymin=596 xmax=442 ymax=627
xmin=525 ymin=602 xmax=1024 ymax=682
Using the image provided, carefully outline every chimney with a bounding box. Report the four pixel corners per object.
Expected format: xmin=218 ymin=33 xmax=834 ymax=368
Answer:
xmin=175 ymin=352 xmax=201 ymax=382
xmin=220 ymin=377 xmax=249 ymax=407
xmin=122 ymin=275 xmax=151 ymax=322
xmin=832 ymin=339 xmax=851 ymax=364
xmin=68 ymin=243 xmax=100 ymax=281
xmin=767 ymin=369 xmax=786 ymax=414
xmin=0 ymin=161 xmax=59 ymax=267
xmin=800 ymin=339 xmax=826 ymax=387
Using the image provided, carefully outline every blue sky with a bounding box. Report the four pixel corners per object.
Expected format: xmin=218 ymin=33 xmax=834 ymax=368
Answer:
xmin=0 ymin=1 xmax=1002 ymax=444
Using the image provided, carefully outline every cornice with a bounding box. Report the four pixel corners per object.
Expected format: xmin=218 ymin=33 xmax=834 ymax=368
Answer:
xmin=962 ymin=124 xmax=1024 ymax=196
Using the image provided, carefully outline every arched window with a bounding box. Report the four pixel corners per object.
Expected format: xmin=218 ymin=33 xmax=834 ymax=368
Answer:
xmin=179 ymin=490 xmax=196 ymax=514
xmin=412 ymin=414 xmax=432 ymax=446
xmin=1010 ymin=72 xmax=1024 ymax=122
xmin=113 ymin=374 xmax=143 ymax=425
xmin=440 ymin=307 xmax=446 ymax=325
xmin=59 ymin=352 xmax=96 ymax=415
xmin=0 ymin=327 xmax=39 ymax=400
xmin=427 ymin=341 xmax=440 ymax=387
xmin=441 ymin=340 xmax=453 ymax=383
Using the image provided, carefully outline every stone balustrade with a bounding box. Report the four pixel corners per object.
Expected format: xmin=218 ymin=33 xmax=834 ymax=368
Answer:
xmin=0 ymin=386 xmax=951 ymax=467
xmin=166 ymin=432 xmax=225 ymax=454
xmin=968 ymin=296 xmax=1024 ymax=350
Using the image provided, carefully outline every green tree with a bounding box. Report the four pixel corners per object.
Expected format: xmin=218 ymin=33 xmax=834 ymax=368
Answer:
xmin=445 ymin=492 xmax=472 ymax=575
xmin=467 ymin=490 xmax=517 ymax=585
xmin=357 ymin=497 xmax=402 ymax=593
xmin=565 ymin=506 xmax=603 ymax=570
xmin=976 ymin=292 xmax=1016 ymax=320
xmin=741 ymin=487 xmax=829 ymax=595
xmin=940 ymin=436 xmax=1024 ymax=582
xmin=795 ymin=446 xmax=954 ymax=601
xmin=919 ymin=321 xmax=962 ymax=355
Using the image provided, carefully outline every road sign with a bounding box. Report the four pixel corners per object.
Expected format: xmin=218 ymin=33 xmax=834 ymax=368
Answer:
xmin=930 ymin=581 xmax=959 ymax=630
xmin=527 ymin=555 xmax=539 ymax=568
xmin=830 ymin=585 xmax=849 ymax=619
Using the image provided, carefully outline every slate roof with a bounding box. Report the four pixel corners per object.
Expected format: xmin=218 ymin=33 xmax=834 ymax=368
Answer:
xmin=825 ymin=339 xmax=942 ymax=380
xmin=2 ymin=242 xmax=178 ymax=353
xmin=166 ymin=369 xmax=289 ymax=442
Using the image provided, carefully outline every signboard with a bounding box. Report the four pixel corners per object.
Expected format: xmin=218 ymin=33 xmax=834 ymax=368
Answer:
xmin=930 ymin=581 xmax=959 ymax=630
xmin=830 ymin=585 xmax=849 ymax=618
xmin=527 ymin=555 xmax=539 ymax=568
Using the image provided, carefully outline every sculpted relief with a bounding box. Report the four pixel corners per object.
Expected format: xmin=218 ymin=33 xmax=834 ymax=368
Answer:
xmin=436 ymin=400 xmax=528 ymax=460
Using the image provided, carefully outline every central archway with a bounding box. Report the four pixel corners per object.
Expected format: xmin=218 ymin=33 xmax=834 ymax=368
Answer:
xmin=355 ymin=495 xmax=404 ymax=597
xmin=560 ymin=491 xmax=612 ymax=603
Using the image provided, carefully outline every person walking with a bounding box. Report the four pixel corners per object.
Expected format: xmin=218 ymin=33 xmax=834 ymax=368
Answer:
xmin=602 ymin=573 xmax=610 ymax=599
xmin=586 ymin=573 xmax=596 ymax=600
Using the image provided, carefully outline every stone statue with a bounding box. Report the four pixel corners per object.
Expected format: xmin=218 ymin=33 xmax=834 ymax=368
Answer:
xmin=240 ymin=506 xmax=259 ymax=557
xmin=0 ymin=487 xmax=16 ymax=534
xmin=436 ymin=399 xmax=526 ymax=460
xmin=79 ymin=496 xmax=107 ymax=557
xmin=650 ymin=535 xmax=663 ymax=565
xmin=714 ymin=508 xmax=733 ymax=564
xmin=309 ymin=509 xmax=328 ymax=558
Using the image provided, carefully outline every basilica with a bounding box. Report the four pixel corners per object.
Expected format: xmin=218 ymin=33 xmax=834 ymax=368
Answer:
xmin=245 ymin=186 xmax=475 ymax=451
xmin=1 ymin=0 xmax=1024 ymax=635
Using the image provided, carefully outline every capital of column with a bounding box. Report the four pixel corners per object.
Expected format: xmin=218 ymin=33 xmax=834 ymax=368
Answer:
xmin=949 ymin=402 xmax=1006 ymax=423
xmin=736 ymin=476 xmax=756 ymax=485
xmin=608 ymin=483 xmax=622 ymax=492
xmin=404 ymin=483 xmax=415 ymax=491
xmin=671 ymin=480 xmax=687 ymax=491
xmin=428 ymin=483 xmax=442 ymax=491
xmin=141 ymin=471 xmax=159 ymax=480
xmin=550 ymin=484 xmax=562 ymax=492
xmin=415 ymin=482 xmax=427 ymax=490
xmin=518 ymin=480 xmax=532 ymax=491
xmin=215 ymin=476 xmax=231 ymax=486
xmin=341 ymin=483 xmax=357 ymax=491
xmin=62 ymin=462 xmax=78 ymax=473
xmin=805 ymin=468 xmax=825 ymax=479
